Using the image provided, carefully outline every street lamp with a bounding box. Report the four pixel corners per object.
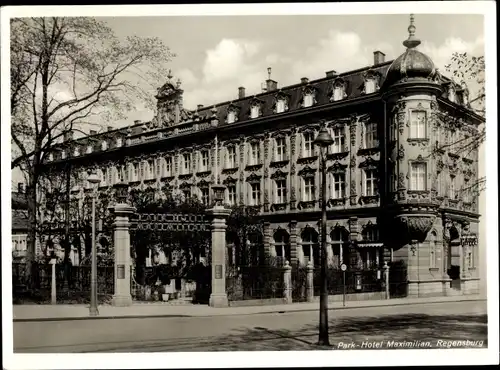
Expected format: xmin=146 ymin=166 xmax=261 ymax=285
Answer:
xmin=313 ymin=124 xmax=334 ymax=346
xmin=87 ymin=172 xmax=101 ymax=316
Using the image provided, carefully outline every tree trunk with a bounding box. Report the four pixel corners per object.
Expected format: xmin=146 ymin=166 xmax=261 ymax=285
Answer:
xmin=25 ymin=178 xmax=38 ymax=292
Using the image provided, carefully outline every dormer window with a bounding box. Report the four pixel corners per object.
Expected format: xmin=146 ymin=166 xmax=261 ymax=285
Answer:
xmin=227 ymin=111 xmax=236 ymax=124
xmin=116 ymin=137 xmax=123 ymax=147
xmin=102 ymin=141 xmax=108 ymax=151
xmin=74 ymin=148 xmax=80 ymax=157
xmin=448 ymin=85 xmax=457 ymax=103
xmin=61 ymin=150 xmax=66 ymax=159
xmin=365 ymin=79 xmax=376 ymax=94
xmin=250 ymin=105 xmax=260 ymax=119
xmin=48 ymin=153 xmax=53 ymax=162
xmin=276 ymin=99 xmax=286 ymax=113
xmin=331 ymin=78 xmax=347 ymax=102
xmin=303 ymin=93 xmax=314 ymax=108
xmin=86 ymin=145 xmax=92 ymax=154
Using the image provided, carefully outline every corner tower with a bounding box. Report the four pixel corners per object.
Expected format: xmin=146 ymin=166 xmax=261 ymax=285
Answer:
xmin=381 ymin=14 xmax=445 ymax=297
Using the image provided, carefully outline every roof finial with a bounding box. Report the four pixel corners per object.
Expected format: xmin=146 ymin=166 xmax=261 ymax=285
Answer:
xmin=402 ymin=13 xmax=421 ymax=49
xmin=267 ymin=67 xmax=272 ymax=80
xmin=167 ymin=69 xmax=173 ymax=81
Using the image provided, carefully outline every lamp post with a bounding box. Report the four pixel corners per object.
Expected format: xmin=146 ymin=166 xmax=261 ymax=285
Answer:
xmin=87 ymin=173 xmax=101 ymax=316
xmin=313 ymin=124 xmax=334 ymax=346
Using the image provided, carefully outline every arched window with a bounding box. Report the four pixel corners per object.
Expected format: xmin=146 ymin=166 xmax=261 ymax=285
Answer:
xmin=301 ymin=228 xmax=319 ymax=266
xmin=331 ymin=227 xmax=350 ymax=268
xmin=274 ymin=229 xmax=291 ymax=265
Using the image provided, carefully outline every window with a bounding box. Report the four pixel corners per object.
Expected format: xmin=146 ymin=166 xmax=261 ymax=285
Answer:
xmin=227 ymin=111 xmax=236 ymax=124
xmin=119 ymin=165 xmax=126 ymax=183
xmin=331 ymin=228 xmax=349 ymax=267
xmin=183 ymin=153 xmax=191 ymax=174
xmin=275 ymin=137 xmax=286 ymax=161
xmin=164 ymin=157 xmax=172 ymax=176
xmin=449 ymin=176 xmax=457 ymax=199
xmin=333 ymin=86 xmax=344 ymax=101
xmin=365 ymin=79 xmax=376 ymax=94
xmin=276 ymin=99 xmax=286 ymax=113
xmin=182 ymin=189 xmax=191 ymax=200
xmin=389 ymin=163 xmax=397 ymax=192
xmin=303 ymin=131 xmax=315 ymax=157
xmin=332 ymin=173 xmax=345 ymax=199
xmin=201 ymin=188 xmax=210 ymax=205
xmin=303 ymin=94 xmax=314 ymax=108
xmin=303 ymin=177 xmax=315 ymax=201
xmin=301 ymin=229 xmax=319 ymax=266
xmin=362 ymin=227 xmax=379 ymax=242
xmin=74 ymin=148 xmax=80 ymax=157
xmin=107 ymin=167 xmax=113 ymax=185
xmin=61 ymin=151 xmax=66 ymax=159
xmin=250 ymin=142 xmax=260 ymax=165
xmin=274 ymin=230 xmax=291 ymax=265
xmin=200 ymin=150 xmax=209 ymax=171
xmin=226 ymin=146 xmax=236 ymax=168
xmin=364 ymin=169 xmax=378 ymax=196
xmin=429 ymin=232 xmax=437 ymax=268
xmin=389 ymin=117 xmax=397 ymax=142
xmin=147 ymin=160 xmax=154 ymax=180
xmin=156 ymin=159 xmax=161 ymax=177
xmin=227 ymin=185 xmax=237 ymax=206
xmin=410 ymin=111 xmax=427 ymax=139
xmin=361 ymin=249 xmax=378 ymax=269
xmin=250 ymin=105 xmax=260 ymax=119
xmin=275 ymin=179 xmax=287 ymax=203
xmin=86 ymin=146 xmax=92 ymax=154
xmin=463 ymin=179 xmax=471 ymax=203
xmin=102 ymin=141 xmax=108 ymax=151
xmin=250 ymin=183 xmax=261 ymax=206
xmin=364 ymin=122 xmax=378 ymax=148
xmin=48 ymin=153 xmax=54 ymax=161
xmin=448 ymin=87 xmax=456 ymax=103
xmin=331 ymin=127 xmax=346 ymax=153
xmin=410 ymin=162 xmax=427 ymax=191
xmin=133 ymin=163 xmax=139 ymax=181
xmin=116 ymin=138 xmax=123 ymax=147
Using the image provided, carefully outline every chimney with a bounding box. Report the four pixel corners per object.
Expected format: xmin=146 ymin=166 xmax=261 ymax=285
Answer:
xmin=326 ymin=70 xmax=337 ymax=78
xmin=134 ymin=120 xmax=141 ymax=125
xmin=197 ymin=104 xmax=204 ymax=110
xmin=89 ymin=130 xmax=97 ymax=136
xmin=18 ymin=183 xmax=24 ymax=194
xmin=238 ymin=87 xmax=246 ymax=99
xmin=373 ymin=51 xmax=386 ymax=65
xmin=301 ymin=77 xmax=309 ymax=84
xmin=107 ymin=126 xmax=113 ymax=131
xmin=63 ymin=131 xmax=73 ymax=142
xmin=265 ymin=67 xmax=277 ymax=92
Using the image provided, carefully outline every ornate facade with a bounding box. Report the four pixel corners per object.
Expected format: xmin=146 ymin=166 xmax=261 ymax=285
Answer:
xmin=41 ymin=16 xmax=482 ymax=297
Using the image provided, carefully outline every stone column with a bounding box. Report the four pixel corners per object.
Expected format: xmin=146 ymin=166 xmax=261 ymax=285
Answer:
xmin=50 ymin=258 xmax=57 ymax=305
xmin=383 ymin=261 xmax=390 ymax=300
xmin=207 ymin=205 xmax=231 ymax=308
xmin=112 ymin=203 xmax=135 ymax=307
xmin=283 ymin=260 xmax=292 ymax=304
xmin=306 ymin=260 xmax=314 ymax=302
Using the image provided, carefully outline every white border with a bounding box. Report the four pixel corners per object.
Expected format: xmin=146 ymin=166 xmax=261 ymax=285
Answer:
xmin=1 ymin=2 xmax=498 ymax=368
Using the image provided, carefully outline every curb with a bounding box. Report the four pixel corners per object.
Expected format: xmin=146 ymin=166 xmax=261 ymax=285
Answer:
xmin=13 ymin=297 xmax=486 ymax=323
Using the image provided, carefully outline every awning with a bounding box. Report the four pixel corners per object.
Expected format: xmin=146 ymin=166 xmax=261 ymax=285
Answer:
xmin=356 ymin=242 xmax=384 ymax=248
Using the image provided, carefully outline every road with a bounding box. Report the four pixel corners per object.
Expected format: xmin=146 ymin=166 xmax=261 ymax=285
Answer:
xmin=13 ymin=300 xmax=487 ymax=353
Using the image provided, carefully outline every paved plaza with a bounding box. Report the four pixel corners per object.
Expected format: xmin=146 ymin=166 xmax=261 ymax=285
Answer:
xmin=13 ymin=300 xmax=487 ymax=353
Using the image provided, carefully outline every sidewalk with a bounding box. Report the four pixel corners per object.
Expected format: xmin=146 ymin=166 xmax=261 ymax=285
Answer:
xmin=13 ymin=294 xmax=486 ymax=322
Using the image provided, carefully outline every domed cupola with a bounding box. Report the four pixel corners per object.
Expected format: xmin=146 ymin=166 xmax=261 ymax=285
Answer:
xmin=382 ymin=14 xmax=439 ymax=90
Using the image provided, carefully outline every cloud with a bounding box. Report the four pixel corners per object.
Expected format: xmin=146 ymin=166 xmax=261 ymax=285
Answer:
xmin=178 ymin=32 xmax=485 ymax=111
xmin=420 ymin=36 xmax=485 ymax=71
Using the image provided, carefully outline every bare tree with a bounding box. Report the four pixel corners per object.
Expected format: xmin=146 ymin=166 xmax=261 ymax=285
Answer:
xmin=10 ymin=17 xmax=174 ymax=290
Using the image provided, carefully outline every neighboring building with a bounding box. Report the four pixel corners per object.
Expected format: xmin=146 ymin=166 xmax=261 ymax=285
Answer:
xmin=40 ymin=15 xmax=483 ymax=297
xmin=12 ymin=184 xmax=29 ymax=263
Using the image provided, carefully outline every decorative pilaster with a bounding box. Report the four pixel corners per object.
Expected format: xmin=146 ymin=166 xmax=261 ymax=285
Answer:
xmin=111 ymin=202 xmax=135 ymax=307
xmin=207 ymin=205 xmax=231 ymax=308
xmin=290 ymin=129 xmax=297 ymax=210
xmin=263 ymin=222 xmax=271 ymax=256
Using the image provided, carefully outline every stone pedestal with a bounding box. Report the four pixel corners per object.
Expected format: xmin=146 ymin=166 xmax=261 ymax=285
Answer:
xmin=111 ymin=203 xmax=135 ymax=307
xmin=207 ymin=205 xmax=231 ymax=308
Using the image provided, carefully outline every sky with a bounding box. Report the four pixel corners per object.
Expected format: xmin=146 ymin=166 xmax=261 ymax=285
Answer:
xmin=100 ymin=13 xmax=485 ymax=121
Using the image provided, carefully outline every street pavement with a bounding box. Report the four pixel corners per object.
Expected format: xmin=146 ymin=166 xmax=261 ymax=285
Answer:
xmin=13 ymin=300 xmax=487 ymax=353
